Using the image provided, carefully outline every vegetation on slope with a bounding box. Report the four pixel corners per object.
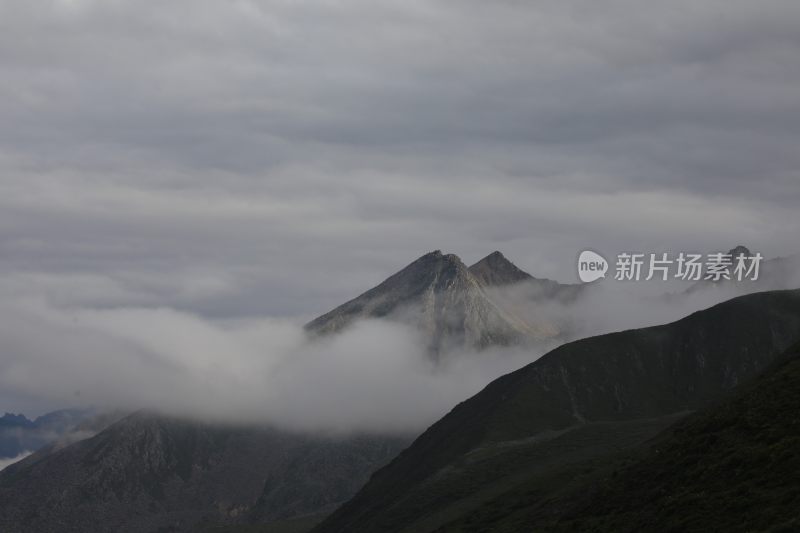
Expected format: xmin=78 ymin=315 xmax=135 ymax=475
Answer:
xmin=438 ymin=343 xmax=800 ymax=532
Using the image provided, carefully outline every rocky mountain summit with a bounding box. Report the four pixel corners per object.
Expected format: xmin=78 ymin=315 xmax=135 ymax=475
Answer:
xmin=306 ymin=250 xmax=577 ymax=355
xmin=469 ymin=251 xmax=583 ymax=302
xmin=467 ymin=251 xmax=533 ymax=286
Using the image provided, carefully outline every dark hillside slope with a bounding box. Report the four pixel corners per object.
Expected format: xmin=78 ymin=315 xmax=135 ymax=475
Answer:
xmin=315 ymin=289 xmax=800 ymax=533
xmin=440 ymin=342 xmax=800 ymax=532
xmin=0 ymin=413 xmax=406 ymax=533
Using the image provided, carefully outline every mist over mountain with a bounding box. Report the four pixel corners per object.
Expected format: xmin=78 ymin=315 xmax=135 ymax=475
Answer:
xmin=0 ymin=249 xmax=798 ymax=532
xmin=306 ymin=250 xmax=575 ymax=357
xmin=0 ymin=408 xmax=100 ymax=462
xmin=4 ymin=283 xmax=798 ymax=532
xmin=1 ymin=249 xmax=796 ymax=436
xmin=379 ymin=342 xmax=800 ymax=532
xmin=0 ymin=251 xmax=560 ymax=531
xmin=315 ymin=288 xmax=800 ymax=533
xmin=1 ymin=255 xmax=797 ymax=533
xmin=1 ymin=1 xmax=799 ymax=531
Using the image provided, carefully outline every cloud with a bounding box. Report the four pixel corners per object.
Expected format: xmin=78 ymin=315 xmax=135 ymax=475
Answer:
xmin=0 ymin=294 xmax=538 ymax=435
xmin=0 ymin=1 xmax=799 ymax=316
xmin=0 ymin=1 xmax=799 ymax=426
xmin=0 ymin=291 xmax=548 ymax=434
xmin=2 ymin=258 xmax=796 ymax=435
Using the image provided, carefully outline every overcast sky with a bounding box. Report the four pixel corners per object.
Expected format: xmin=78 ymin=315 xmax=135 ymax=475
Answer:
xmin=1 ymin=1 xmax=799 ymax=418
xmin=2 ymin=0 xmax=799 ymax=319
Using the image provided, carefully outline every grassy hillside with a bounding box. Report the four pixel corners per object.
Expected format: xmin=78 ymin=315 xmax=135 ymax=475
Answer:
xmin=315 ymin=289 xmax=800 ymax=533
xmin=438 ymin=343 xmax=800 ymax=532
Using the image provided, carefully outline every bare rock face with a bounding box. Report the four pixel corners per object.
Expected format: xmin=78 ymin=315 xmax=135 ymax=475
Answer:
xmin=305 ymin=251 xmax=569 ymax=356
xmin=468 ymin=251 xmax=533 ymax=286
xmin=470 ymin=251 xmax=584 ymax=302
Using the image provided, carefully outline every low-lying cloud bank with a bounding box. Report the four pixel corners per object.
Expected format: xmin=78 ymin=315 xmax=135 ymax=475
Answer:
xmin=0 ymin=296 xmax=545 ymax=435
xmin=2 ymin=264 xmax=797 ymax=436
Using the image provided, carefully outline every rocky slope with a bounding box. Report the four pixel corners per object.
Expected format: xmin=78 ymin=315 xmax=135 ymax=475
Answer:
xmin=313 ymin=288 xmax=800 ymax=533
xmin=0 ymin=413 xmax=407 ymax=532
xmin=469 ymin=251 xmax=583 ymax=303
xmin=467 ymin=251 xmax=533 ymax=287
xmin=305 ymin=250 xmax=570 ymax=356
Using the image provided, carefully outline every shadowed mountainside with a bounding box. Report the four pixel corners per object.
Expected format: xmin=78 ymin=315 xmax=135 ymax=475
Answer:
xmin=0 ymin=414 xmax=407 ymax=533
xmin=434 ymin=342 xmax=800 ymax=532
xmin=314 ymin=289 xmax=800 ymax=533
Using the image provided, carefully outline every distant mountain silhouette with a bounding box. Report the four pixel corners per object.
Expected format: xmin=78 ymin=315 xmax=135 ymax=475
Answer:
xmin=0 ymin=408 xmax=97 ymax=460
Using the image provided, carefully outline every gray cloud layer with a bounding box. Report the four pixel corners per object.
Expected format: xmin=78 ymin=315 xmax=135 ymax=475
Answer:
xmin=0 ymin=1 xmax=799 ymax=418
xmin=0 ymin=276 xmax=770 ymax=433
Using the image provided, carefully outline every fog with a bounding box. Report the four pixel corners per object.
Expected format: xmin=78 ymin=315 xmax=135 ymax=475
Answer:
xmin=2 ymin=262 xmax=795 ymax=436
xmin=0 ymin=296 xmax=541 ymax=434
xmin=2 ymin=0 xmax=800 ymax=437
xmin=0 ymin=286 xmax=534 ymax=432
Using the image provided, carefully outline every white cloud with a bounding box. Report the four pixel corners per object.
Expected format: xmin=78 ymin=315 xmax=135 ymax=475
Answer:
xmin=0 ymin=293 xmax=547 ymax=434
xmin=0 ymin=0 xmax=799 ymax=427
xmin=2 ymin=262 xmax=793 ymax=434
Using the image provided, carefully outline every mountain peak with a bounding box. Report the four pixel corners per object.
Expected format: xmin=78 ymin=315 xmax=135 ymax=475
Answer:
xmin=0 ymin=412 xmax=32 ymax=425
xmin=409 ymin=249 xmax=463 ymax=267
xmin=304 ymin=250 xmax=532 ymax=353
xmin=469 ymin=251 xmax=533 ymax=286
